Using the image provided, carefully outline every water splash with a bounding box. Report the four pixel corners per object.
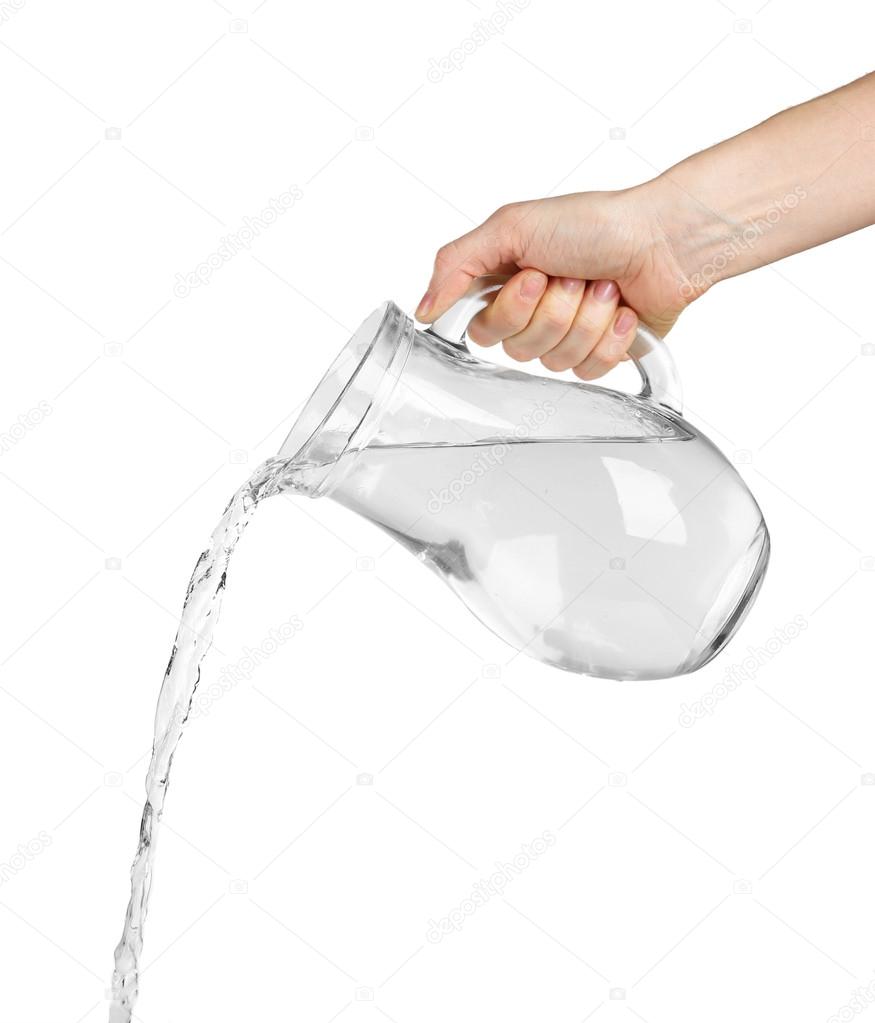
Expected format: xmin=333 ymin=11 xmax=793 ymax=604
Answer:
xmin=108 ymin=456 xmax=301 ymax=1022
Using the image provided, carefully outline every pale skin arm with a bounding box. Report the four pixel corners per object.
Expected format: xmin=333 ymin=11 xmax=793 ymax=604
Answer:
xmin=416 ymin=72 xmax=875 ymax=380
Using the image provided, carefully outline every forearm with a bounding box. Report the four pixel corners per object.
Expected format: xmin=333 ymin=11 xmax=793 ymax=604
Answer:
xmin=647 ymin=72 xmax=875 ymax=296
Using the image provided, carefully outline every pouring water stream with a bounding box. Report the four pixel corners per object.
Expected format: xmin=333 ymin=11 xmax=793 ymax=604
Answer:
xmin=108 ymin=456 xmax=305 ymax=1022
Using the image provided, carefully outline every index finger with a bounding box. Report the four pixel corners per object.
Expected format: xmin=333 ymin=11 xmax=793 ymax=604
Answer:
xmin=415 ymin=213 xmax=520 ymax=322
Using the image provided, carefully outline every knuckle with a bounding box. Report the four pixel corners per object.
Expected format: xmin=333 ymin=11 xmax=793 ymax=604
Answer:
xmin=466 ymin=321 xmax=488 ymax=345
xmin=504 ymin=342 xmax=536 ymax=362
xmin=434 ymin=242 xmax=459 ymax=269
xmin=493 ymin=303 xmax=532 ymax=338
xmin=499 ymin=319 xmax=529 ymax=340
xmin=541 ymin=351 xmax=574 ymax=372
xmin=467 ymin=316 xmax=500 ymax=346
xmin=540 ymin=307 xmax=572 ymax=332
xmin=575 ymin=338 xmax=624 ymax=379
xmin=492 ymin=201 xmax=522 ymax=221
xmin=574 ymin=362 xmax=602 ymax=380
xmin=570 ymin=314 xmax=600 ymax=342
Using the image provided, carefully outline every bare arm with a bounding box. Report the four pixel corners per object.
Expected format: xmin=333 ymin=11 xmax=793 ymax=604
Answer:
xmin=416 ymin=72 xmax=875 ymax=380
xmin=660 ymin=71 xmax=875 ymax=294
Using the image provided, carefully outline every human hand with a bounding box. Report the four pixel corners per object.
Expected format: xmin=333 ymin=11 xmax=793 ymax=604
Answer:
xmin=415 ymin=187 xmax=695 ymax=380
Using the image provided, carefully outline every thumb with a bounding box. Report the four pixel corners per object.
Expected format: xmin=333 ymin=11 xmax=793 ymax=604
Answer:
xmin=416 ymin=211 xmax=520 ymax=322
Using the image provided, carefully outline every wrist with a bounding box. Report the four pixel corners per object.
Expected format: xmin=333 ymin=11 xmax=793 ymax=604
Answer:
xmin=633 ymin=173 xmax=735 ymax=302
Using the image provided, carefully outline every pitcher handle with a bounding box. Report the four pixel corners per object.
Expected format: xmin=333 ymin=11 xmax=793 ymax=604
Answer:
xmin=428 ymin=274 xmax=683 ymax=416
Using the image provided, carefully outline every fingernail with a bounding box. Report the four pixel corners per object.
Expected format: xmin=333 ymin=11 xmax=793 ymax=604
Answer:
xmin=416 ymin=292 xmax=433 ymax=318
xmin=561 ymin=277 xmax=585 ymax=294
xmin=520 ymin=272 xmax=547 ymax=300
xmin=614 ymin=310 xmax=636 ymax=335
xmin=593 ymin=279 xmax=618 ymax=302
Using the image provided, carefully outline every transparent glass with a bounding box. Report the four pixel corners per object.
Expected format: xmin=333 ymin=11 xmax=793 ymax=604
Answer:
xmin=282 ymin=278 xmax=769 ymax=680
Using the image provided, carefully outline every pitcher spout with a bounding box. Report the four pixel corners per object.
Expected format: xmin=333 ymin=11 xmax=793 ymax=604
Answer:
xmin=279 ymin=302 xmax=413 ymax=496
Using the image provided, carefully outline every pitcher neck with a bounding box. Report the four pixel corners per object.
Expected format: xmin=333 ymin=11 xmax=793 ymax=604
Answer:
xmin=278 ymin=302 xmax=414 ymax=497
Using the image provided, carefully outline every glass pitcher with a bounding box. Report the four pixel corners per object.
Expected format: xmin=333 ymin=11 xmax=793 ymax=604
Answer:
xmin=280 ymin=276 xmax=769 ymax=680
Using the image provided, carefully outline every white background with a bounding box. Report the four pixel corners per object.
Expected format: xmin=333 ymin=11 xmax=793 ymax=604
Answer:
xmin=1 ymin=1 xmax=874 ymax=1021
